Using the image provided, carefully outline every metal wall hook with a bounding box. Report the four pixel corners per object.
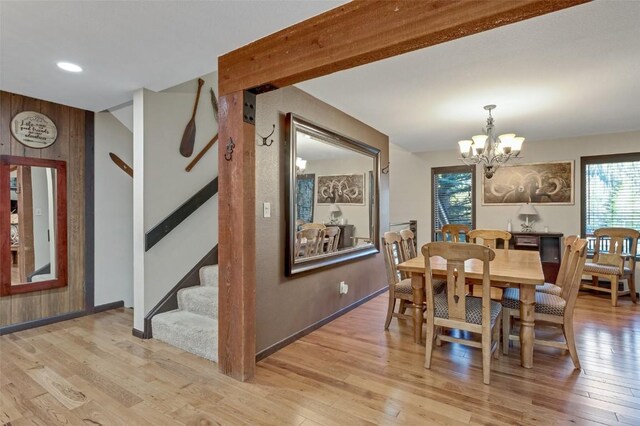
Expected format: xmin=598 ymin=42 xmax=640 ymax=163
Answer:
xmin=225 ymin=137 xmax=235 ymax=161
xmin=257 ymin=124 xmax=275 ymax=147
xmin=381 ymin=162 xmax=390 ymax=174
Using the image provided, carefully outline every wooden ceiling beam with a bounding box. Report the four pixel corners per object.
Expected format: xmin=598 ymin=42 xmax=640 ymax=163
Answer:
xmin=218 ymin=0 xmax=590 ymax=96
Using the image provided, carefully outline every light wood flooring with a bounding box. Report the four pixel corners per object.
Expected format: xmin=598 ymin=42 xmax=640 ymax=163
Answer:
xmin=1 ymin=292 xmax=639 ymax=425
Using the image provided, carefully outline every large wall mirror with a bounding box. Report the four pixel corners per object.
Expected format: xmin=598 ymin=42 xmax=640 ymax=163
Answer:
xmin=285 ymin=113 xmax=380 ymax=275
xmin=1 ymin=155 xmax=67 ymax=296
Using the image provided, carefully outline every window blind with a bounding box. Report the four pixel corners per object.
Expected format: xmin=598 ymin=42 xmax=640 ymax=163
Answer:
xmin=585 ymin=160 xmax=640 ymax=232
xmin=433 ymin=168 xmax=474 ymax=240
xmin=584 ymin=157 xmax=640 ymax=255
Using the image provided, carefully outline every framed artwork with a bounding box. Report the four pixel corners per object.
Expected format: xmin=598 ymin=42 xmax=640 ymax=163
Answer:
xmin=317 ymin=173 xmax=365 ymax=205
xmin=296 ymin=173 xmax=315 ymax=223
xmin=482 ymin=161 xmax=574 ymax=205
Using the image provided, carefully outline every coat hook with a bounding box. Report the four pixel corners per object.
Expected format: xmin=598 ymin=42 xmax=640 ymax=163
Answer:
xmin=225 ymin=137 xmax=235 ymax=161
xmin=381 ymin=162 xmax=390 ymax=174
xmin=257 ymin=124 xmax=275 ymax=147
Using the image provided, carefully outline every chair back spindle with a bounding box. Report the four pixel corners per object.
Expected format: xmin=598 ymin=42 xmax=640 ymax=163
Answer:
xmin=400 ymin=229 xmax=417 ymax=260
xmin=468 ymin=229 xmax=512 ymax=251
xmin=441 ymin=224 xmax=470 ymax=242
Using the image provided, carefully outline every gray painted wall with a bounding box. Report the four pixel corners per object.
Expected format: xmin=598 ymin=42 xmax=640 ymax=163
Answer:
xmin=255 ymin=86 xmax=390 ymax=353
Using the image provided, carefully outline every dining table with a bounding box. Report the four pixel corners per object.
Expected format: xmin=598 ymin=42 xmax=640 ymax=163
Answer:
xmin=397 ymin=249 xmax=545 ymax=369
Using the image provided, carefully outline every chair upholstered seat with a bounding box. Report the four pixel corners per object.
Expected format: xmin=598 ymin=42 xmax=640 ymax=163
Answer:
xmin=395 ymin=279 xmax=413 ymax=295
xmin=502 ymin=287 xmax=566 ymax=316
xmin=395 ymin=278 xmax=446 ymax=296
xmin=432 ymin=293 xmax=502 ymax=325
xmin=583 ymin=262 xmax=631 ymax=276
xmin=536 ymin=282 xmax=562 ymax=296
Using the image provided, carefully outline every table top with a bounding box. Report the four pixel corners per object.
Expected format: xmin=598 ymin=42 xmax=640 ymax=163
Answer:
xmin=397 ymin=249 xmax=545 ymax=286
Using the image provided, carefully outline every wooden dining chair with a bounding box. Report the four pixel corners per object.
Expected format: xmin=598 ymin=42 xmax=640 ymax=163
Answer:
xmin=580 ymin=228 xmax=638 ymax=307
xmin=382 ymin=232 xmax=447 ymax=330
xmin=441 ymin=224 xmax=470 ymax=242
xmin=382 ymin=232 xmax=414 ymax=329
xmin=422 ymin=242 xmax=502 ymax=385
xmin=502 ymin=238 xmax=588 ymax=369
xmin=466 ymin=229 xmax=512 ymax=295
xmin=400 ymin=229 xmax=417 ymax=261
xmin=536 ymin=235 xmax=578 ymax=296
xmin=300 ymin=223 xmax=327 ymax=231
xmin=295 ymin=228 xmax=323 ymax=258
xmin=323 ymin=226 xmax=341 ymax=253
xmin=468 ymin=229 xmax=512 ymax=251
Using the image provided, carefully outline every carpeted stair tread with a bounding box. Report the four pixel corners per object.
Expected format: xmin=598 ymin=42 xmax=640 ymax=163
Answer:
xmin=152 ymin=310 xmax=218 ymax=362
xmin=177 ymin=286 xmax=217 ymax=319
xmin=199 ymin=265 xmax=218 ymax=287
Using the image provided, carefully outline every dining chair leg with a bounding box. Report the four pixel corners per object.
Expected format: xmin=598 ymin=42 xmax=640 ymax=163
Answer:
xmin=629 ymin=275 xmax=637 ymax=304
xmin=482 ymin=332 xmax=491 ymax=385
xmin=502 ymin=309 xmax=510 ymax=355
xmin=493 ymin=317 xmax=501 ymax=360
xmin=591 ymin=275 xmax=598 ymax=288
xmin=399 ymin=300 xmax=407 ymax=314
xmin=563 ymin=319 xmax=581 ymax=369
xmin=611 ymin=276 xmax=618 ymax=307
xmin=424 ymin=316 xmax=435 ymax=369
xmin=384 ymin=293 xmax=396 ymax=330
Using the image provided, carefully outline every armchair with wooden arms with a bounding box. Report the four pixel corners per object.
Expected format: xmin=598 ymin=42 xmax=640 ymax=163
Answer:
xmin=580 ymin=228 xmax=638 ymax=307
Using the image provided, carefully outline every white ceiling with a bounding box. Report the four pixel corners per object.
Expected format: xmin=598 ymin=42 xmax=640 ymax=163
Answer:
xmin=298 ymin=1 xmax=640 ymax=152
xmin=2 ymin=1 xmax=639 ymax=153
xmin=0 ymin=0 xmax=345 ymax=112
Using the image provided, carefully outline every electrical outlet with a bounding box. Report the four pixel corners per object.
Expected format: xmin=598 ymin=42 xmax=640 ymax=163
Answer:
xmin=339 ymin=281 xmax=348 ymax=295
xmin=263 ymin=202 xmax=271 ymax=218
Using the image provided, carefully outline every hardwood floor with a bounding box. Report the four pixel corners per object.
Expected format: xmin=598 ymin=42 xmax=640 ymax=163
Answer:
xmin=1 ymin=292 xmax=639 ymax=425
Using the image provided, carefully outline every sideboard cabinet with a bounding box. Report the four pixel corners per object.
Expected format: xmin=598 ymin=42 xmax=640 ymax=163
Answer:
xmin=506 ymin=232 xmax=564 ymax=283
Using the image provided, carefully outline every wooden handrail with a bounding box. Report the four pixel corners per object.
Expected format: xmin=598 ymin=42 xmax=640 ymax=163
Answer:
xmin=145 ymin=177 xmax=218 ymax=251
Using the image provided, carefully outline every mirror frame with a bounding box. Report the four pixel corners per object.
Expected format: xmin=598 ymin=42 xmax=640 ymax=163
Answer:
xmin=0 ymin=155 xmax=67 ymax=296
xmin=285 ymin=113 xmax=380 ymax=276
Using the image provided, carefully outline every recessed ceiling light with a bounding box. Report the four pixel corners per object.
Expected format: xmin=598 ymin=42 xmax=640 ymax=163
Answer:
xmin=56 ymin=62 xmax=83 ymax=73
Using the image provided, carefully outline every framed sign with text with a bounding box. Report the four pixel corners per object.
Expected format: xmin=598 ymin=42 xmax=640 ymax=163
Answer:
xmin=10 ymin=111 xmax=58 ymax=149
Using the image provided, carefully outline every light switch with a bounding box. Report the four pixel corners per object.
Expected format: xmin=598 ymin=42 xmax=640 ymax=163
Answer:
xmin=263 ymin=202 xmax=271 ymax=218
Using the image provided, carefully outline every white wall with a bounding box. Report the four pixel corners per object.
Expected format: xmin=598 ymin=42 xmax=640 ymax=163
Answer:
xmin=390 ymin=130 xmax=640 ymax=283
xmin=389 ymin=143 xmax=431 ymax=247
xmin=133 ymin=72 xmax=219 ymax=329
xmin=94 ymin=111 xmax=134 ymax=307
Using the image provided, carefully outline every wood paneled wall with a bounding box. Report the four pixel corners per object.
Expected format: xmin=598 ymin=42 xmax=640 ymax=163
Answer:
xmin=0 ymin=91 xmax=88 ymax=327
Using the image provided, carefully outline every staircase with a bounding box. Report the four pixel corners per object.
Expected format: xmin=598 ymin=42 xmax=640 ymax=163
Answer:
xmin=152 ymin=265 xmax=218 ymax=361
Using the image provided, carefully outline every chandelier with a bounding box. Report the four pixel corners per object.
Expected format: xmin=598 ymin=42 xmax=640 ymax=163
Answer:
xmin=458 ymin=105 xmax=524 ymax=179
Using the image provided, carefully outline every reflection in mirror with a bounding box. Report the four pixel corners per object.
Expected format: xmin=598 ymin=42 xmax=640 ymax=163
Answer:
xmin=9 ymin=165 xmax=58 ymax=284
xmin=2 ymin=155 xmax=67 ymax=296
xmin=286 ymin=113 xmax=380 ymax=275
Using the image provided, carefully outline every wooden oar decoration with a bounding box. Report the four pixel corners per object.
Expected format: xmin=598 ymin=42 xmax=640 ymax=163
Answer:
xmin=179 ymin=78 xmax=205 ymax=158
xmin=185 ymin=87 xmax=219 ymax=172
xmin=210 ymin=87 xmax=218 ymax=122
xmin=109 ymin=152 xmax=133 ymax=177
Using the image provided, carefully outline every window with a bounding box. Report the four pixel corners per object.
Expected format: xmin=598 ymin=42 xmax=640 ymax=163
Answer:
xmin=581 ymin=152 xmax=640 ymax=257
xmin=432 ymin=165 xmax=475 ymax=241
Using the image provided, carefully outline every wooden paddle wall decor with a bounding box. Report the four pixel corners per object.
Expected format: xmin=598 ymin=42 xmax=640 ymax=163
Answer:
xmin=185 ymin=87 xmax=219 ymax=172
xmin=109 ymin=152 xmax=133 ymax=177
xmin=179 ymin=78 xmax=205 ymax=157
